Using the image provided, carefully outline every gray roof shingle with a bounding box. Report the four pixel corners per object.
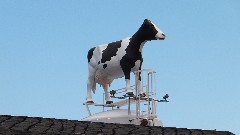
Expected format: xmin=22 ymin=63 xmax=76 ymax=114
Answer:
xmin=0 ymin=115 xmax=234 ymax=135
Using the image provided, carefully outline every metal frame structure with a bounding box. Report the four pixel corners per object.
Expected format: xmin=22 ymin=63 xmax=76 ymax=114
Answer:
xmin=82 ymin=69 xmax=169 ymax=126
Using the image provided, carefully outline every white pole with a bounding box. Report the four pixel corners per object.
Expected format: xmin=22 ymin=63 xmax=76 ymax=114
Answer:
xmin=103 ymin=93 xmax=105 ymax=112
xmin=85 ymin=104 xmax=92 ymax=116
xmin=147 ymin=72 xmax=150 ymax=117
xmin=128 ymin=97 xmax=131 ymax=115
xmin=152 ymin=98 xmax=156 ymax=116
xmin=135 ymin=71 xmax=139 ymax=118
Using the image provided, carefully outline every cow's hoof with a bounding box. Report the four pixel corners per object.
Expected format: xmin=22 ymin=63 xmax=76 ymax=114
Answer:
xmin=127 ymin=92 xmax=134 ymax=96
xmin=86 ymin=101 xmax=94 ymax=104
xmin=106 ymin=101 xmax=113 ymax=104
xmin=140 ymin=93 xmax=146 ymax=97
xmin=140 ymin=119 xmax=148 ymax=126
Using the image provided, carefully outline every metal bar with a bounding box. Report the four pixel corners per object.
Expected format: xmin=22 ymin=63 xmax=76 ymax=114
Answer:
xmin=135 ymin=72 xmax=139 ymax=118
xmin=138 ymin=87 xmax=141 ymax=118
xmin=154 ymin=72 xmax=156 ymax=96
xmin=147 ymin=72 xmax=150 ymax=117
xmin=152 ymin=98 xmax=156 ymax=116
xmin=151 ymin=72 xmax=153 ymax=92
xmin=103 ymin=93 xmax=104 ymax=112
xmin=128 ymin=97 xmax=131 ymax=115
xmin=85 ymin=104 xmax=92 ymax=116
xmin=142 ymin=70 xmax=144 ymax=93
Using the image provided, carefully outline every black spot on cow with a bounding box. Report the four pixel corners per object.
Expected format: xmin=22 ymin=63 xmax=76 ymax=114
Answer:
xmin=98 ymin=61 xmax=100 ymax=65
xmin=87 ymin=47 xmax=96 ymax=63
xmin=103 ymin=64 xmax=107 ymax=69
xmin=101 ymin=40 xmax=122 ymax=63
xmin=120 ymin=41 xmax=143 ymax=80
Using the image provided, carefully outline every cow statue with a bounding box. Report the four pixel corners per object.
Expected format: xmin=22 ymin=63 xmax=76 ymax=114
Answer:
xmin=87 ymin=19 xmax=166 ymax=104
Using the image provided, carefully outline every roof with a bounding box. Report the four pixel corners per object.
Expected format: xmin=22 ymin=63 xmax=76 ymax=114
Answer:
xmin=0 ymin=115 xmax=234 ymax=135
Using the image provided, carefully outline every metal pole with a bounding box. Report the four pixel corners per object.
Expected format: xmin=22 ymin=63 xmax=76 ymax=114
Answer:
xmin=128 ymin=97 xmax=131 ymax=115
xmin=151 ymin=72 xmax=153 ymax=92
xmin=103 ymin=93 xmax=104 ymax=112
xmin=147 ymin=72 xmax=150 ymax=117
xmin=152 ymin=98 xmax=156 ymax=116
xmin=139 ymin=70 xmax=142 ymax=116
xmin=85 ymin=104 xmax=92 ymax=116
xmin=135 ymin=72 xmax=139 ymax=118
xmin=154 ymin=72 xmax=156 ymax=97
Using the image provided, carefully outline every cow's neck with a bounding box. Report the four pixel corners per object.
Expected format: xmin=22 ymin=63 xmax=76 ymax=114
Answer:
xmin=129 ymin=30 xmax=148 ymax=53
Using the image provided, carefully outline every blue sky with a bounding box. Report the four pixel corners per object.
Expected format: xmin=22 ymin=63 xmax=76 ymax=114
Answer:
xmin=0 ymin=0 xmax=239 ymax=134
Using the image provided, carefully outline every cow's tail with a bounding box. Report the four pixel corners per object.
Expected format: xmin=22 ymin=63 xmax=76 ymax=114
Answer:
xmin=92 ymin=81 xmax=96 ymax=94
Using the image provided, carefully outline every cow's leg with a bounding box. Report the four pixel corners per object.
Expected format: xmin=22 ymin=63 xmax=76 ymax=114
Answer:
xmin=103 ymin=84 xmax=113 ymax=104
xmin=136 ymin=61 xmax=145 ymax=97
xmin=135 ymin=71 xmax=142 ymax=95
xmin=86 ymin=65 xmax=96 ymax=103
xmin=120 ymin=60 xmax=133 ymax=95
xmin=136 ymin=71 xmax=146 ymax=97
xmin=124 ymin=71 xmax=133 ymax=95
xmin=125 ymin=79 xmax=132 ymax=94
xmin=86 ymin=77 xmax=94 ymax=103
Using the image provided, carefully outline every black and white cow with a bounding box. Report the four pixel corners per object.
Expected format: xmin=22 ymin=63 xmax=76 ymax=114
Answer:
xmin=87 ymin=19 xmax=166 ymax=104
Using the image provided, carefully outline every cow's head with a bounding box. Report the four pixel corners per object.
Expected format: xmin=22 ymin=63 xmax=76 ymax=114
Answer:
xmin=141 ymin=19 xmax=166 ymax=41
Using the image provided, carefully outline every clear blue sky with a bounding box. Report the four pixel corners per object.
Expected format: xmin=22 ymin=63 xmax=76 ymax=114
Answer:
xmin=0 ymin=0 xmax=239 ymax=134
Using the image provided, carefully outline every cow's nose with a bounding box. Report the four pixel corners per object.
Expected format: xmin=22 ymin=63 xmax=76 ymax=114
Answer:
xmin=162 ymin=33 xmax=166 ymax=37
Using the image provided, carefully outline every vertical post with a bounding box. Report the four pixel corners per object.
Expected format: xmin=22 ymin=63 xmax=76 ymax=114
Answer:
xmin=128 ymin=97 xmax=131 ymax=115
xmin=152 ymin=98 xmax=156 ymax=116
xmin=85 ymin=104 xmax=92 ymax=116
xmin=147 ymin=72 xmax=150 ymax=117
xmin=103 ymin=93 xmax=105 ymax=112
xmin=154 ymin=72 xmax=156 ymax=97
xmin=151 ymin=72 xmax=153 ymax=93
xmin=135 ymin=71 xmax=139 ymax=118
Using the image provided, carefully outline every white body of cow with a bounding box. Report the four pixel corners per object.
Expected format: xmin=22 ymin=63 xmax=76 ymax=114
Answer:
xmin=86 ymin=19 xmax=166 ymax=104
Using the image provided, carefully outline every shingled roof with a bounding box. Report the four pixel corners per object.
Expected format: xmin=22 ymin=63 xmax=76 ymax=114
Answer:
xmin=0 ymin=115 xmax=234 ymax=135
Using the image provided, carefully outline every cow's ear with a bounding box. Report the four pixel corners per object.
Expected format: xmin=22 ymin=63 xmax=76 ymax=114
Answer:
xmin=144 ymin=19 xmax=151 ymax=25
xmin=144 ymin=19 xmax=149 ymax=24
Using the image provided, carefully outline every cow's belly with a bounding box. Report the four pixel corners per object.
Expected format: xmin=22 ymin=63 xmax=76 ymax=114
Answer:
xmin=94 ymin=60 xmax=142 ymax=85
xmin=95 ymin=64 xmax=124 ymax=85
